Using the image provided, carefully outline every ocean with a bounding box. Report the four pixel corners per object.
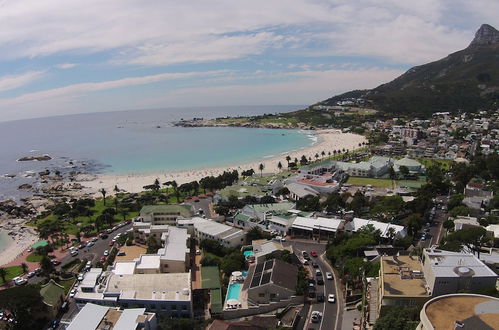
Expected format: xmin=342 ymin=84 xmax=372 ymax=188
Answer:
xmin=0 ymin=105 xmax=311 ymax=201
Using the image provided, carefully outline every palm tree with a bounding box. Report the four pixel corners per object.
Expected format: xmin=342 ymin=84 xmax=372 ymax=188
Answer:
xmin=0 ymin=267 xmax=7 ymax=284
xmin=21 ymin=263 xmax=28 ymax=274
xmin=315 ymin=153 xmax=319 ymax=160
xmin=99 ymin=188 xmax=107 ymax=206
xmin=259 ymin=163 xmax=264 ymax=177
xmin=163 ymin=181 xmax=179 ymax=202
xmin=321 ymin=151 xmax=325 ymax=158
xmin=294 ymin=157 xmax=298 ymax=164
xmin=277 ymin=162 xmax=283 ymax=172
xmin=113 ymin=185 xmax=120 ymax=194
xmin=285 ymin=155 xmax=291 ymax=167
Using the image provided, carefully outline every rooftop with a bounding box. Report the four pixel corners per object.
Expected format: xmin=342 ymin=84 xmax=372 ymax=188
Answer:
xmin=424 ymin=249 xmax=498 ymax=278
xmin=66 ymin=303 xmax=109 ymax=330
xmin=158 ymin=226 xmax=189 ymax=261
xmin=291 ymin=216 xmax=344 ymax=233
xmin=40 ymin=279 xmax=64 ymax=307
xmin=135 ymin=255 xmax=160 ymax=270
xmin=380 ymin=255 xmax=429 ymax=297
xmin=424 ymin=294 xmax=499 ymax=330
xmin=105 ymin=272 xmax=191 ymax=301
xmin=139 ymin=204 xmax=192 ymax=218
xmin=194 ymin=219 xmax=245 ymax=240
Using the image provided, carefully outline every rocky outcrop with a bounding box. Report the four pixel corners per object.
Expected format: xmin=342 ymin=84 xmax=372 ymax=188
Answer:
xmin=18 ymin=184 xmax=33 ymax=190
xmin=469 ymin=24 xmax=499 ymax=47
xmin=17 ymin=154 xmax=52 ymax=161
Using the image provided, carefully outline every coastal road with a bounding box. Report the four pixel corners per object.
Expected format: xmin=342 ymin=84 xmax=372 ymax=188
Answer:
xmin=289 ymin=240 xmax=341 ymax=330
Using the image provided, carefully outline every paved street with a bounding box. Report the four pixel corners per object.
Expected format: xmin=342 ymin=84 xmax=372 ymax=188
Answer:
xmin=289 ymin=240 xmax=341 ymax=330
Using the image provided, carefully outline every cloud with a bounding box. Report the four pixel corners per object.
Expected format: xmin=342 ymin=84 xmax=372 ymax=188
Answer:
xmin=0 ymin=70 xmax=45 ymax=92
xmin=0 ymin=70 xmax=229 ymax=107
xmin=55 ymin=63 xmax=76 ymax=69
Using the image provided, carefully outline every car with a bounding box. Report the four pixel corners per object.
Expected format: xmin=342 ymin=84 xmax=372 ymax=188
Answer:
xmin=117 ymin=251 xmax=126 ymax=256
xmin=326 ymin=272 xmax=333 ymax=280
xmin=70 ymin=250 xmax=78 ymax=257
xmin=27 ymin=272 xmax=36 ymax=278
xmin=100 ymin=256 xmax=107 ymax=263
xmin=34 ymin=268 xmax=42 ymax=275
xmin=316 ymin=293 xmax=325 ymax=302
xmin=316 ymin=277 xmax=324 ymax=285
xmin=109 ymin=241 xmax=115 ymax=246
xmin=311 ymin=311 xmax=322 ymax=323
xmin=315 ymin=269 xmax=322 ymax=276
xmin=99 ymin=233 xmax=109 ymax=239
xmin=13 ymin=276 xmax=27 ymax=285
xmin=49 ymin=319 xmax=59 ymax=330
xmin=310 ymin=251 xmax=318 ymax=258
xmin=104 ymin=250 xmax=109 ymax=256
xmin=312 ymin=262 xmax=319 ymax=268
xmin=78 ymin=244 xmax=85 ymax=250
xmin=194 ymin=199 xmax=200 ymax=202
xmin=328 ymin=294 xmax=336 ymax=303
xmin=303 ymin=260 xmax=309 ymax=265
xmin=274 ymin=236 xmax=285 ymax=242
xmin=91 ymin=237 xmax=98 ymax=242
xmin=195 ymin=249 xmax=201 ymax=255
xmin=51 ymin=259 xmax=61 ymax=266
xmin=308 ymin=290 xmax=316 ymax=298
xmin=69 ymin=288 xmax=77 ymax=298
xmin=86 ymin=241 xmax=94 ymax=247
xmin=421 ymin=234 xmax=427 ymax=241
xmin=302 ymin=251 xmax=310 ymax=260
xmin=77 ymin=273 xmax=84 ymax=281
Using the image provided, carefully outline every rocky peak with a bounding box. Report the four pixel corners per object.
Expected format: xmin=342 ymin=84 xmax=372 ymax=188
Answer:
xmin=469 ymin=24 xmax=499 ymax=47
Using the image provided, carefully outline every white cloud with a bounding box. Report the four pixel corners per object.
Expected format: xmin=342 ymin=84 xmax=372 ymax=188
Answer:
xmin=0 ymin=71 xmax=45 ymax=92
xmin=55 ymin=63 xmax=76 ymax=69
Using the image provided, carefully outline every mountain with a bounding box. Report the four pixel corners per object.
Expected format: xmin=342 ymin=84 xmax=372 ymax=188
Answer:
xmin=319 ymin=24 xmax=499 ymax=116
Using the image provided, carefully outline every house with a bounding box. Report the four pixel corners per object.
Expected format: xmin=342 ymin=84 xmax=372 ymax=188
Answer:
xmin=335 ymin=156 xmax=393 ymax=178
xmin=74 ymin=272 xmax=193 ymax=317
xmin=245 ymin=259 xmax=298 ymax=305
xmin=462 ymin=182 xmax=494 ymax=210
xmin=486 ymin=224 xmax=499 ymax=238
xmin=378 ymin=255 xmax=431 ymax=316
xmin=251 ymin=239 xmax=293 ymax=263
xmin=417 ymin=294 xmax=499 ymax=330
xmin=40 ymin=280 xmax=65 ymax=319
xmin=290 ymin=216 xmax=345 ymax=239
xmin=453 ymin=216 xmax=481 ymax=231
xmin=66 ymin=303 xmax=157 ymax=330
xmin=286 ymin=182 xmax=320 ymax=201
xmin=200 ymin=266 xmax=223 ymax=315
xmin=393 ymin=157 xmax=424 ymax=174
xmin=234 ymin=202 xmax=295 ymax=229
xmin=344 ymin=218 xmax=407 ymax=239
xmin=421 ymin=248 xmax=498 ymax=297
xmin=194 ymin=219 xmax=246 ymax=248
xmin=137 ymin=205 xmax=193 ymax=225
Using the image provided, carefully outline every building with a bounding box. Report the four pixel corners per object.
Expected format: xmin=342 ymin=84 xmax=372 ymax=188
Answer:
xmin=421 ymin=248 xmax=498 ymax=297
xmin=39 ymin=279 xmax=65 ymax=319
xmin=200 ymin=266 xmax=223 ymax=315
xmin=245 ymin=259 xmax=298 ymax=305
xmin=286 ymin=182 xmax=320 ymax=201
xmin=344 ymin=218 xmax=406 ymax=239
xmin=453 ymin=216 xmax=481 ymax=231
xmin=378 ymin=255 xmax=431 ymax=316
xmin=335 ymin=156 xmax=393 ymax=178
xmin=393 ymin=157 xmax=424 ymax=174
xmin=463 ymin=183 xmax=494 ymax=210
xmin=290 ymin=216 xmax=345 ymax=239
xmin=251 ymin=239 xmax=294 ymax=263
xmin=137 ymin=205 xmax=193 ymax=225
xmin=74 ymin=272 xmax=192 ymax=317
xmin=417 ymin=294 xmax=499 ymax=330
xmin=234 ymin=202 xmax=295 ymax=229
xmin=66 ymin=303 xmax=157 ymax=330
xmin=194 ymin=219 xmax=246 ymax=248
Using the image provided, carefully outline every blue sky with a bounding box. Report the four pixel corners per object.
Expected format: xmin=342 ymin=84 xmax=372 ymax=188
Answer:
xmin=0 ymin=0 xmax=497 ymax=121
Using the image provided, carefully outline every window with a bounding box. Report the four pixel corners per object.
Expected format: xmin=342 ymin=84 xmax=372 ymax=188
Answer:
xmin=171 ymin=304 xmax=177 ymax=310
xmin=259 ymin=293 xmax=265 ymax=297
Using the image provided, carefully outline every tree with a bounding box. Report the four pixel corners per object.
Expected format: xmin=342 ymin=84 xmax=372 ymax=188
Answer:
xmin=443 ymin=226 xmax=488 ymax=257
xmin=146 ymin=236 xmax=161 ymax=254
xmin=99 ymin=188 xmax=107 ymax=205
xmin=443 ymin=219 xmax=455 ymax=230
xmin=259 ymin=163 xmax=264 ymax=177
xmin=449 ymin=205 xmax=472 ymax=217
xmin=399 ymin=165 xmax=409 ymax=178
xmin=40 ymin=256 xmax=54 ymax=276
xmin=164 ymin=180 xmax=179 ymax=202
xmin=247 ymin=227 xmax=267 ymax=242
xmin=374 ymin=306 xmax=420 ymax=330
xmin=0 ymin=285 xmax=45 ymax=330
xmin=277 ymin=161 xmax=283 ymax=172
xmin=300 ymin=155 xmax=308 ymax=165
xmin=285 ymin=155 xmax=291 ymax=167
xmin=403 ymin=214 xmax=424 ymax=236
xmin=0 ymin=267 xmax=7 ymax=284
xmin=21 ymin=263 xmax=28 ymax=274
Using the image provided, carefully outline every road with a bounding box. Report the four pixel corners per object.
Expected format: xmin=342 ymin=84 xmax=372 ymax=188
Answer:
xmin=419 ymin=196 xmax=449 ymax=249
xmin=289 ymin=240 xmax=340 ymax=330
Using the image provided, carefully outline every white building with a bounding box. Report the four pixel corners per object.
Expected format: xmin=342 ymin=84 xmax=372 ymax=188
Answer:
xmin=66 ymin=303 xmax=157 ymax=330
xmin=421 ymin=248 xmax=498 ymax=296
xmin=344 ymin=218 xmax=407 ymax=239
xmin=194 ymin=219 xmax=246 ymax=248
xmin=290 ymin=216 xmax=345 ymax=239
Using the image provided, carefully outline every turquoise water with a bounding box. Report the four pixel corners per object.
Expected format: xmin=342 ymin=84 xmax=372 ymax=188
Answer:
xmin=0 ymin=231 xmax=13 ymax=253
xmin=243 ymin=250 xmax=254 ymax=258
xmin=226 ymin=282 xmax=242 ymax=301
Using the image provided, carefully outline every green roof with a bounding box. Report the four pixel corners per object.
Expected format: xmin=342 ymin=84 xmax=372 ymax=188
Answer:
xmin=201 ymin=266 xmax=221 ymax=289
xmin=251 ymin=202 xmax=295 ymax=212
xmin=209 ymin=288 xmax=223 ymax=314
xmin=40 ymin=280 xmax=64 ymax=307
xmin=395 ymin=157 xmax=422 ymax=167
xmin=218 ymin=185 xmax=265 ymax=198
xmin=234 ymin=213 xmax=252 ymax=222
xmin=32 ymin=240 xmax=49 ymax=249
xmin=139 ymin=204 xmax=192 ymax=217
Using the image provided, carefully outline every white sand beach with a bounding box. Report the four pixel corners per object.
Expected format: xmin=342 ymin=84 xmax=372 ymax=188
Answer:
xmin=0 ymin=220 xmax=38 ymax=266
xmin=77 ymin=129 xmax=367 ymax=196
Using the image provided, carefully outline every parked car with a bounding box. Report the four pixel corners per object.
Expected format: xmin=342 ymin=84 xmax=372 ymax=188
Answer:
xmin=34 ymin=268 xmax=42 ymax=275
xmin=302 ymin=251 xmax=310 ymax=260
xmin=104 ymin=250 xmax=109 ymax=256
xmin=316 ymin=293 xmax=325 ymax=302
xmin=310 ymin=251 xmax=318 ymax=257
xmin=328 ymin=294 xmax=336 ymax=303
xmin=91 ymin=237 xmax=98 ymax=242
xmin=27 ymin=272 xmax=36 ymax=278
xmin=100 ymin=256 xmax=107 ymax=263
xmin=117 ymin=251 xmax=126 ymax=256
xmin=86 ymin=241 xmax=94 ymax=247
xmin=69 ymin=288 xmax=77 ymax=298
xmin=77 ymin=273 xmax=84 ymax=281
xmin=312 ymin=262 xmax=319 ymax=268
xmin=12 ymin=277 xmax=27 ymax=286
xmin=99 ymin=233 xmax=109 ymax=239
xmin=71 ymin=250 xmax=78 ymax=257
xmin=311 ymin=311 xmax=322 ymax=323
xmin=317 ymin=277 xmax=324 ymax=285
xmin=109 ymin=241 xmax=115 ymax=246
xmin=315 ymin=269 xmax=322 ymax=276
xmin=51 ymin=259 xmax=61 ymax=266
xmin=326 ymin=272 xmax=333 ymax=280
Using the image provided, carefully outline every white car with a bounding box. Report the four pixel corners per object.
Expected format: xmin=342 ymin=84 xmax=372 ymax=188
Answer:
xmin=69 ymin=288 xmax=77 ymax=298
xmin=13 ymin=276 xmax=27 ymax=285
xmin=103 ymin=250 xmax=109 ymax=256
xmin=86 ymin=241 xmax=94 ymax=247
xmin=311 ymin=311 xmax=322 ymax=323
xmin=326 ymin=272 xmax=333 ymax=280
xmin=77 ymin=273 xmax=84 ymax=281
xmin=328 ymin=294 xmax=336 ymax=303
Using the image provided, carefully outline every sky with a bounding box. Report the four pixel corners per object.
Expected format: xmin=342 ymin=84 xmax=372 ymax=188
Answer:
xmin=0 ymin=0 xmax=497 ymax=121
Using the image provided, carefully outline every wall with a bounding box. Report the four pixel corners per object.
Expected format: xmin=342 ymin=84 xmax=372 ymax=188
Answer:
xmin=247 ymin=283 xmax=295 ymax=305
xmin=222 ymin=296 xmax=303 ymax=319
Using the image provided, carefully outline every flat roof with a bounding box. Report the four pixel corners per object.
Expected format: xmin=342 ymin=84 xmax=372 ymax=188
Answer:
xmin=194 ymin=219 xmax=245 ymax=240
xmin=66 ymin=303 xmax=109 ymax=330
xmin=113 ymin=262 xmax=137 ymax=275
xmin=135 ymin=255 xmax=161 ymax=269
xmin=291 ymin=216 xmax=344 ymax=232
xmin=114 ymin=308 xmax=148 ymax=330
xmin=105 ymin=273 xmax=191 ymax=301
xmin=158 ymin=226 xmax=189 ymax=261
xmin=81 ymin=268 xmax=102 ymax=288
xmin=140 ymin=204 xmax=192 ymax=217
xmin=346 ymin=218 xmax=406 ymax=238
xmin=381 ymin=255 xmax=429 ymax=297
xmin=424 ymin=294 xmax=499 ymax=330
xmin=424 ymin=249 xmax=498 ymax=278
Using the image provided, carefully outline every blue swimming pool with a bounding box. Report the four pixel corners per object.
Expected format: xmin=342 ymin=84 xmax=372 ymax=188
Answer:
xmin=226 ymin=282 xmax=242 ymax=301
xmin=243 ymin=250 xmax=254 ymax=258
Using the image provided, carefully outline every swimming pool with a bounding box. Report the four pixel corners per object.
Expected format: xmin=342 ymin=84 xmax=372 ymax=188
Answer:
xmin=243 ymin=250 xmax=254 ymax=258
xmin=226 ymin=282 xmax=242 ymax=301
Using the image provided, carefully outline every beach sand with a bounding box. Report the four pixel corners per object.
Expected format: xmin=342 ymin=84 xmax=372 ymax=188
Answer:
xmin=77 ymin=129 xmax=367 ymax=196
xmin=0 ymin=221 xmax=38 ymax=267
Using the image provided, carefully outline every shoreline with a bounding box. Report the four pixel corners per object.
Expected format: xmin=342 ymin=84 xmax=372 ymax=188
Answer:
xmin=77 ymin=129 xmax=367 ymax=196
xmin=0 ymin=220 xmax=38 ymax=267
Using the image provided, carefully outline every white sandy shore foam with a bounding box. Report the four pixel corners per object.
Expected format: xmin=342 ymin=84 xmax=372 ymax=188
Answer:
xmin=0 ymin=222 xmax=38 ymax=266
xmin=78 ymin=129 xmax=367 ymax=196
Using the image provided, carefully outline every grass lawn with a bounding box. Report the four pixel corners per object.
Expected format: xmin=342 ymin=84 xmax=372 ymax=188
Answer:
xmin=397 ymin=180 xmax=425 ymax=189
xmin=416 ymin=158 xmax=452 ymax=171
xmin=26 ymin=253 xmax=44 ymax=262
xmin=0 ymin=266 xmax=23 ymax=285
xmin=347 ymin=177 xmax=395 ymax=188
xmin=57 ymin=278 xmax=76 ymax=294
xmin=218 ymin=185 xmax=266 ymax=198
